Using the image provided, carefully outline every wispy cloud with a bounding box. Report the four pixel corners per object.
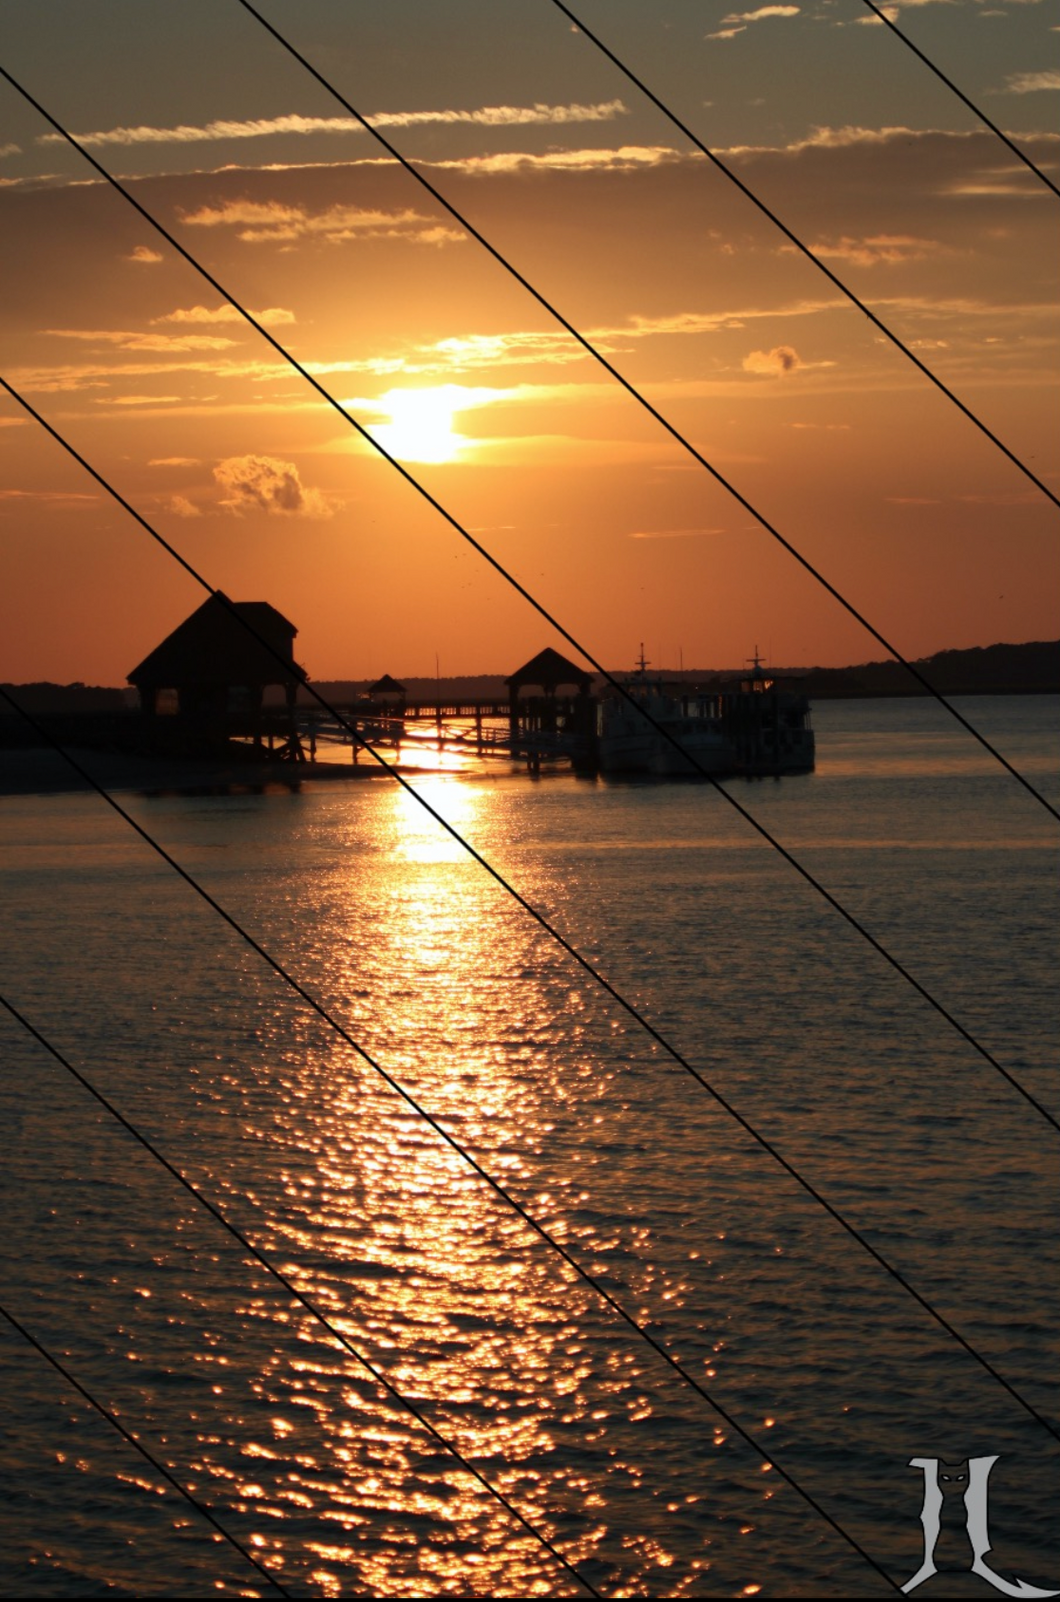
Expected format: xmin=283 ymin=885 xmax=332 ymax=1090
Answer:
xmin=619 ymin=305 xmax=819 ymax=338
xmin=628 ymin=527 xmax=727 ymax=539
xmin=1005 ymin=69 xmax=1060 ymax=93
xmin=329 ymin=301 xmax=846 ymax=385
xmin=432 ymin=145 xmax=683 ymax=175
xmin=39 ymin=100 xmax=628 ymax=150
xmin=213 ymin=454 xmax=335 ymax=517
xmin=723 ymin=4 xmax=799 ymax=20
xmin=153 ymin=303 xmax=295 ymax=326
xmin=727 ymin=123 xmax=925 ymax=155
xmin=800 ymin=233 xmax=940 ymax=266
xmin=180 ymin=199 xmax=463 ymax=246
xmin=166 ymin=494 xmax=202 ymax=518
xmin=98 ymin=394 xmax=184 ymax=406
xmin=709 ymin=4 xmax=798 ymax=36
xmin=941 ymin=175 xmax=1052 ymax=197
xmin=43 ymin=327 xmax=239 ymax=353
xmin=7 ymin=356 xmax=286 ymax=395
xmin=126 ymin=245 xmax=162 ymax=263
xmin=0 ymin=488 xmax=98 ymax=504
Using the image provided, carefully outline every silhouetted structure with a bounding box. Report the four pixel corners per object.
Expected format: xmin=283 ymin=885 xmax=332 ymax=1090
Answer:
xmin=128 ymin=593 xmax=307 ymax=758
xmin=368 ymin=673 xmax=407 ymax=702
xmin=506 ymin=647 xmax=592 ymax=703
xmin=506 ymin=648 xmax=594 ymax=767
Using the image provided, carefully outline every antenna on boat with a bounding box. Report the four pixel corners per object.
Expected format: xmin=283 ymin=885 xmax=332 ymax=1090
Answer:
xmin=637 ymin=642 xmax=649 ymax=674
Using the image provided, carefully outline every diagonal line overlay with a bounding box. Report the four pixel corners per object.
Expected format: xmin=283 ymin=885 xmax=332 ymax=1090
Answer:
xmin=1 ymin=670 xmax=1057 ymax=1459
xmin=3 ymin=388 xmax=1056 ymax=1137
xmin=0 ymin=1298 xmax=293 ymax=1598
xmin=547 ymin=0 xmax=1060 ymax=486
xmin=0 ymin=991 xmax=601 ymax=1598
xmin=1 ymin=58 xmax=1055 ymax=828
xmin=856 ymin=0 xmax=1060 ymax=200
xmin=0 ymin=903 xmax=902 ymax=1589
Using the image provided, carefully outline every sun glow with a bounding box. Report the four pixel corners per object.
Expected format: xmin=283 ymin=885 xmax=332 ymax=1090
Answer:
xmin=372 ymin=386 xmax=465 ymax=464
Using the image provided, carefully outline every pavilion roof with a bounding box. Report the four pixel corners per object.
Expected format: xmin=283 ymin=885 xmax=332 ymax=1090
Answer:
xmin=127 ymin=592 xmax=304 ymax=688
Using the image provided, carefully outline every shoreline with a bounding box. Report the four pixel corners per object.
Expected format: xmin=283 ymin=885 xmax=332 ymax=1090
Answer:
xmin=0 ymin=747 xmax=404 ymax=800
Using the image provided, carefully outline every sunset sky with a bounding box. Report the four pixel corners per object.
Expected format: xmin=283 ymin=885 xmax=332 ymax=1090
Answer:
xmin=1 ymin=0 xmax=1057 ymax=685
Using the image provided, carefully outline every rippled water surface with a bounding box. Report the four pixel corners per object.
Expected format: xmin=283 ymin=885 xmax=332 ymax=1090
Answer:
xmin=1 ymin=695 xmax=1057 ymax=1597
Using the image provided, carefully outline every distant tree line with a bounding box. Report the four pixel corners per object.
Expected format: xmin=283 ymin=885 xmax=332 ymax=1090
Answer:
xmin=3 ymin=640 xmax=1057 ymax=715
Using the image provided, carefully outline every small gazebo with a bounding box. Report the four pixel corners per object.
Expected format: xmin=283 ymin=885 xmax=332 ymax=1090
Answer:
xmin=506 ymin=647 xmax=592 ymax=703
xmin=368 ymin=673 xmax=407 ymax=705
xmin=506 ymin=647 xmax=593 ymax=742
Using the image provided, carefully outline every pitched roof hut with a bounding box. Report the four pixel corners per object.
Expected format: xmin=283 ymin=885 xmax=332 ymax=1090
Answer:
xmin=128 ymin=592 xmax=305 ymax=718
xmin=505 ymin=647 xmax=594 ymax=753
xmin=505 ymin=647 xmax=592 ymax=701
xmin=368 ymin=673 xmax=407 ymax=699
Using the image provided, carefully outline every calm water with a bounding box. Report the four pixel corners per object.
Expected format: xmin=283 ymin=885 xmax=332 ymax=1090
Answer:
xmin=0 ymin=696 xmax=1057 ymax=1598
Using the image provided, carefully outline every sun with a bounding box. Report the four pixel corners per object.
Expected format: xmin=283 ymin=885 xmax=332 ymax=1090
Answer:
xmin=372 ymin=386 xmax=465 ymax=464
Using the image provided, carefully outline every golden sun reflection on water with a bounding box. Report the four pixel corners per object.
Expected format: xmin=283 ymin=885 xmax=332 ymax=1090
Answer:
xmin=388 ymin=773 xmax=483 ymax=864
xmin=207 ymin=776 xmax=639 ymax=1594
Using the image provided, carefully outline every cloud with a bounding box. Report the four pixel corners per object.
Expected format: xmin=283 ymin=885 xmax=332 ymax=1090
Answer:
xmin=1005 ymin=70 xmax=1060 ymax=93
xmin=212 ymin=454 xmax=333 ymax=517
xmin=802 ymin=233 xmax=939 ymax=266
xmin=39 ymin=100 xmax=628 ymax=149
xmin=312 ymin=301 xmax=845 ymax=388
xmin=727 ymin=123 xmax=932 ymax=154
xmin=99 ymin=394 xmax=184 ymax=406
xmin=154 ymin=304 xmax=295 ymax=326
xmin=413 ymin=330 xmax=592 ymax=372
xmin=167 ymin=494 xmax=202 ymax=518
xmin=628 ymin=527 xmax=727 ymax=539
xmin=6 ymin=355 xmax=286 ymax=396
xmin=180 ymin=199 xmax=463 ymax=246
xmin=711 ymin=3 xmax=797 ymax=30
xmin=722 ymin=4 xmax=800 ymax=19
xmin=0 ymin=488 xmax=98 ymax=505
xmin=126 ymin=245 xmax=163 ymax=263
xmin=941 ymin=175 xmax=1052 ymax=197
xmin=149 ymin=456 xmax=200 ymax=466
xmin=432 ymin=145 xmax=683 ymax=175
xmin=0 ymin=143 xmax=21 ymax=159
xmin=742 ymin=345 xmax=802 ymax=374
xmin=43 ymin=327 xmax=239 ymax=353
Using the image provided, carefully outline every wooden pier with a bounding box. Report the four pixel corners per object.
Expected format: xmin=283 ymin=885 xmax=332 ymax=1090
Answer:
xmin=297 ymin=693 xmax=591 ymax=771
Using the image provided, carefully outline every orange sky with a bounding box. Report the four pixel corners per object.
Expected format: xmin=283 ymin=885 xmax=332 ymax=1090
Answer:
xmin=1 ymin=1 xmax=1057 ymax=684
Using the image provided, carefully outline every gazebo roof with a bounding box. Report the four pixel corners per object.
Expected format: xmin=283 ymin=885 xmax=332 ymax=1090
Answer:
xmin=506 ymin=646 xmax=592 ymax=695
xmin=127 ymin=592 xmax=304 ymax=689
xmin=368 ymin=673 xmax=406 ymax=694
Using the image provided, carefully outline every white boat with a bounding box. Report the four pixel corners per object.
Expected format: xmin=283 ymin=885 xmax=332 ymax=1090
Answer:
xmin=596 ymin=652 xmax=733 ymax=775
xmin=594 ymin=648 xmax=815 ymax=776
